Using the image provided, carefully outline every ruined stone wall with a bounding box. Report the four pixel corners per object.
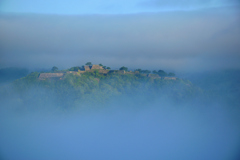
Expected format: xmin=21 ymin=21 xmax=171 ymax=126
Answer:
xmin=39 ymin=73 xmax=64 ymax=80
xmin=91 ymin=65 xmax=103 ymax=70
xmin=66 ymin=71 xmax=81 ymax=75
xmin=66 ymin=71 xmax=76 ymax=74
xmin=164 ymin=77 xmax=177 ymax=80
xmin=84 ymin=66 xmax=90 ymax=71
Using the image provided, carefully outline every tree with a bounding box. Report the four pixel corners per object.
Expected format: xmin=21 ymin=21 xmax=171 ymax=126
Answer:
xmin=168 ymin=72 xmax=176 ymax=77
xmin=69 ymin=66 xmax=80 ymax=71
xmin=141 ymin=70 xmax=151 ymax=74
xmin=157 ymin=70 xmax=167 ymax=77
xmin=135 ymin=69 xmax=150 ymax=74
xmin=51 ymin=66 xmax=58 ymax=72
xmin=94 ymin=70 xmax=99 ymax=77
xmin=135 ymin=69 xmax=142 ymax=72
xmin=103 ymin=66 xmax=107 ymax=69
xmin=153 ymin=70 xmax=158 ymax=74
xmin=107 ymin=67 xmax=111 ymax=70
xmin=99 ymin=64 xmax=103 ymax=66
xmin=85 ymin=62 xmax=92 ymax=66
xmin=119 ymin=66 xmax=128 ymax=71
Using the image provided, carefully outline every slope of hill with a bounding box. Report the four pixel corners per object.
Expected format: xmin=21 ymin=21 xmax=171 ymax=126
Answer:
xmin=0 ymin=67 xmax=202 ymax=111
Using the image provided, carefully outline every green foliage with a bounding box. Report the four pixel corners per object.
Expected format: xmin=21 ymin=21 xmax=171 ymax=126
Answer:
xmin=69 ymin=66 xmax=80 ymax=71
xmin=119 ymin=66 xmax=128 ymax=71
xmin=153 ymin=70 xmax=157 ymax=74
xmin=134 ymin=69 xmax=151 ymax=74
xmin=3 ymin=67 xmax=239 ymax=112
xmin=85 ymin=62 xmax=92 ymax=66
xmin=135 ymin=69 xmax=142 ymax=72
xmin=107 ymin=67 xmax=111 ymax=70
xmin=141 ymin=70 xmax=151 ymax=74
xmin=51 ymin=66 xmax=58 ymax=72
xmin=10 ymin=66 xmax=204 ymax=110
xmin=13 ymin=72 xmax=40 ymax=91
xmin=157 ymin=70 xmax=167 ymax=77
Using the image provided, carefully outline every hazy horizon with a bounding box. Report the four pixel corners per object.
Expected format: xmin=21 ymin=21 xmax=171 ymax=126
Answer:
xmin=1 ymin=4 xmax=240 ymax=72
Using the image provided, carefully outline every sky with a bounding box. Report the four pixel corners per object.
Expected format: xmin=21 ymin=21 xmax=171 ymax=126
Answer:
xmin=0 ymin=0 xmax=240 ymax=71
xmin=0 ymin=0 xmax=239 ymax=14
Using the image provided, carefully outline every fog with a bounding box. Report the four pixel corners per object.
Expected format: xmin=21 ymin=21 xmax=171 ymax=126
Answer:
xmin=1 ymin=70 xmax=240 ymax=160
xmin=0 ymin=7 xmax=240 ymax=71
xmin=1 ymin=3 xmax=240 ymax=160
xmin=1 ymin=96 xmax=240 ymax=160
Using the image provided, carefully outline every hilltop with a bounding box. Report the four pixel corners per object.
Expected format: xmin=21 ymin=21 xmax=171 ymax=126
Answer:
xmin=37 ymin=64 xmax=177 ymax=81
xmin=0 ymin=63 xmax=203 ymax=110
xmin=1 ymin=65 xmax=238 ymax=111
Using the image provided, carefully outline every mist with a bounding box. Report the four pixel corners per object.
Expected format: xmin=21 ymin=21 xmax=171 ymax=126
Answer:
xmin=0 ymin=7 xmax=240 ymax=71
xmin=0 ymin=69 xmax=240 ymax=160
xmin=1 ymin=2 xmax=240 ymax=159
xmin=1 ymin=96 xmax=240 ymax=160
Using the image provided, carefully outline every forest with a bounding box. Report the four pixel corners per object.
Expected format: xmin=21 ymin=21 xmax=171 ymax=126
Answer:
xmin=0 ymin=65 xmax=239 ymax=111
xmin=0 ymin=65 xmax=202 ymax=110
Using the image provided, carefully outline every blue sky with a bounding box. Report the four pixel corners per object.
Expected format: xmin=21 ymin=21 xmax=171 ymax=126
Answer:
xmin=0 ymin=0 xmax=239 ymax=14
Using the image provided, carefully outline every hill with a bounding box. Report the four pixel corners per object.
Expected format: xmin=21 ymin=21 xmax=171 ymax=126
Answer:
xmin=0 ymin=64 xmax=203 ymax=110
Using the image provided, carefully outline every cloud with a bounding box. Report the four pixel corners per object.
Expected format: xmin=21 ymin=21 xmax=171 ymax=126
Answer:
xmin=1 ymin=98 xmax=240 ymax=160
xmin=0 ymin=7 xmax=240 ymax=71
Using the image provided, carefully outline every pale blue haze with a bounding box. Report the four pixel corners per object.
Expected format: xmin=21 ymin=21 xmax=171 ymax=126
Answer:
xmin=0 ymin=0 xmax=239 ymax=14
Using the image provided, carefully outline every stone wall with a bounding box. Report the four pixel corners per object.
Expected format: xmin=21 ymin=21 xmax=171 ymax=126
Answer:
xmin=164 ymin=77 xmax=177 ymax=80
xmin=66 ymin=71 xmax=81 ymax=75
xmin=39 ymin=73 xmax=64 ymax=80
xmin=91 ymin=65 xmax=103 ymax=70
xmin=84 ymin=66 xmax=90 ymax=71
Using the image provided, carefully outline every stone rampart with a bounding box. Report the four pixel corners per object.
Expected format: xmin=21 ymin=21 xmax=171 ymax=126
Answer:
xmin=164 ymin=77 xmax=177 ymax=80
xmin=39 ymin=73 xmax=64 ymax=80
